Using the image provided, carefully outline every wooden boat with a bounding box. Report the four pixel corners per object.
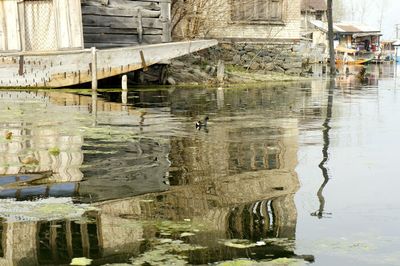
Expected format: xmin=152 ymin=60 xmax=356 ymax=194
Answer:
xmin=335 ymin=46 xmax=375 ymax=65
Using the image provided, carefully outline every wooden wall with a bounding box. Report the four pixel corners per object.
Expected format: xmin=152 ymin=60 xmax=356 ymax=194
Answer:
xmin=0 ymin=0 xmax=83 ymax=52
xmin=81 ymin=0 xmax=172 ymax=49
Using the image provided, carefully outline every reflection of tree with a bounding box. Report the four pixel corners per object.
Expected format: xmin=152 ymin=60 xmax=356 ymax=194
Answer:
xmin=311 ymin=79 xmax=334 ymax=219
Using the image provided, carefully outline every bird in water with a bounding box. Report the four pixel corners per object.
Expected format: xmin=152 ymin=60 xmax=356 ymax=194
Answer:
xmin=196 ymin=116 xmax=209 ymax=130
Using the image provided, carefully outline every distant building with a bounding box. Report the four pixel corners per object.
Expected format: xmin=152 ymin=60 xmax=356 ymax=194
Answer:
xmin=301 ymin=0 xmax=327 ymax=23
xmin=174 ymin=0 xmax=302 ymax=43
xmin=334 ymin=23 xmax=382 ymax=52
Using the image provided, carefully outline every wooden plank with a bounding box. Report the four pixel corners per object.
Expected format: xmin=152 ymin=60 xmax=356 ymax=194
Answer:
xmin=82 ymin=15 xmax=163 ymax=29
xmin=84 ymin=42 xmax=137 ymax=49
xmin=84 ymin=33 xmax=162 ymax=44
xmin=55 ymin=0 xmax=73 ymax=49
xmin=159 ymin=1 xmax=171 ymax=42
xmin=108 ymin=0 xmax=161 ymax=10
xmin=83 ymin=26 xmax=162 ymax=35
xmin=82 ymin=5 xmax=161 ymax=18
xmin=70 ymin=0 xmax=85 ymax=48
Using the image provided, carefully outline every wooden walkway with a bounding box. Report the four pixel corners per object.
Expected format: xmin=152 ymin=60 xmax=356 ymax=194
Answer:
xmin=0 ymin=40 xmax=217 ymax=88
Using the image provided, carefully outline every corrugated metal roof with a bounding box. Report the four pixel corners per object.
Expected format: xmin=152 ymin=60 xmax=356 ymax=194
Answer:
xmin=334 ymin=23 xmax=380 ymax=33
xmin=301 ymin=0 xmax=327 ymax=11
xmin=309 ymin=20 xmax=359 ymax=33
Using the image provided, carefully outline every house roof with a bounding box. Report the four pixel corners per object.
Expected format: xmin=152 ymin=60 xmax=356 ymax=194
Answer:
xmin=301 ymin=0 xmax=327 ymax=12
xmin=334 ymin=23 xmax=380 ymax=34
xmin=308 ymin=21 xmax=382 ymax=37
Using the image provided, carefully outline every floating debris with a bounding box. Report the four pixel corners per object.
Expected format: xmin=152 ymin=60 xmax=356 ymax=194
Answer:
xmin=70 ymin=257 xmax=93 ymax=266
xmin=220 ymin=239 xmax=259 ymax=249
xmin=20 ymin=155 xmax=39 ymax=165
xmin=4 ymin=131 xmax=12 ymax=140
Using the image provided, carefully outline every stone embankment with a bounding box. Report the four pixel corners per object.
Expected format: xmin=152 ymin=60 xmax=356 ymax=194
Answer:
xmin=134 ymin=42 xmax=311 ymax=85
xmin=164 ymin=42 xmax=310 ymax=85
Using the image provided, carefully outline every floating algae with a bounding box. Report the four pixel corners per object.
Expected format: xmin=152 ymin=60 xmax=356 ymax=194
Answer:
xmin=48 ymin=147 xmax=61 ymax=156
xmin=217 ymin=258 xmax=308 ymax=266
xmin=130 ymin=238 xmax=205 ymax=266
xmin=0 ymin=198 xmax=97 ymax=222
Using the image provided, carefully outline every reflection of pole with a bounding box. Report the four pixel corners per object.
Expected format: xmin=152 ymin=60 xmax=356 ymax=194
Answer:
xmin=122 ymin=74 xmax=128 ymax=112
xmin=91 ymin=90 xmax=98 ymax=126
xmin=216 ymin=87 xmax=224 ymax=109
xmin=311 ymin=79 xmax=334 ymax=219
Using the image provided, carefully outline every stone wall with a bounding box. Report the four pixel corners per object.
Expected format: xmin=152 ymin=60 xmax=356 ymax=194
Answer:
xmin=203 ymin=42 xmax=306 ymax=75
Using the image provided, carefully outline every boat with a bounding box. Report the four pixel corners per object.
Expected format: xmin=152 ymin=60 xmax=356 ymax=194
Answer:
xmin=335 ymin=46 xmax=375 ymax=65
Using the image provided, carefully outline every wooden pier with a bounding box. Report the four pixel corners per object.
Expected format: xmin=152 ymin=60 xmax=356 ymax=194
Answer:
xmin=0 ymin=40 xmax=217 ymax=88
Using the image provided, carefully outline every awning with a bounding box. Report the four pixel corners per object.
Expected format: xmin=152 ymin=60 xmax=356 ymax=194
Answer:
xmin=353 ymin=33 xmax=382 ymax=38
xmin=335 ymin=46 xmax=357 ymax=54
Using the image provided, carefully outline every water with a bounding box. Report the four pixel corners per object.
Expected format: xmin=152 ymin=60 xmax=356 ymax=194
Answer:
xmin=0 ymin=64 xmax=399 ymax=265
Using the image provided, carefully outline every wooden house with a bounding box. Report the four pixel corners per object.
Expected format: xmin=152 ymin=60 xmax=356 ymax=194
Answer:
xmin=0 ymin=0 xmax=217 ymax=88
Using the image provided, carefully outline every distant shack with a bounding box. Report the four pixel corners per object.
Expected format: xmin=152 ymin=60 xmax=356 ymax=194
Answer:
xmin=0 ymin=0 xmax=217 ymax=88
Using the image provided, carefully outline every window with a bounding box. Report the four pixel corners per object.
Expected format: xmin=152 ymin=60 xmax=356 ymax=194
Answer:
xmin=231 ymin=0 xmax=283 ymax=22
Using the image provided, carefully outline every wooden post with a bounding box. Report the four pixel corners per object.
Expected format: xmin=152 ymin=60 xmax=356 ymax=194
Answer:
xmin=91 ymin=47 xmax=98 ymax=90
xmin=122 ymin=74 xmax=128 ymax=91
xmin=160 ymin=0 xmax=172 ymax=42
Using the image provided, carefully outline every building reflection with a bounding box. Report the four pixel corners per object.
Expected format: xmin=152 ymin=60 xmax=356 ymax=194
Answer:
xmin=0 ymin=83 xmax=329 ymax=265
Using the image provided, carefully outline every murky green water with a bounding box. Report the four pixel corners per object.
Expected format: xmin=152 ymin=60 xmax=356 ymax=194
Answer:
xmin=0 ymin=64 xmax=399 ymax=265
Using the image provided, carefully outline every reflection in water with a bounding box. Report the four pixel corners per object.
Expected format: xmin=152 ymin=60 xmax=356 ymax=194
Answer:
xmin=311 ymin=79 xmax=334 ymax=219
xmin=0 ymin=82 xmax=330 ymax=265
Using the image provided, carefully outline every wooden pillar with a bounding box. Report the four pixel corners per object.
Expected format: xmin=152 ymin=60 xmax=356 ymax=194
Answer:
xmin=122 ymin=75 xmax=128 ymax=91
xmin=91 ymin=47 xmax=98 ymax=91
xmin=65 ymin=221 xmax=73 ymax=258
xmin=80 ymin=223 xmax=90 ymax=257
xmin=160 ymin=0 xmax=172 ymax=42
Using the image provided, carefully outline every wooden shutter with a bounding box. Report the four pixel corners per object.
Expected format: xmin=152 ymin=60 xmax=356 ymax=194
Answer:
xmin=0 ymin=0 xmax=21 ymax=51
xmin=231 ymin=0 xmax=241 ymax=21
xmin=269 ymin=0 xmax=282 ymax=21
xmin=54 ymin=0 xmax=83 ymax=49
xmin=255 ymin=0 xmax=268 ymax=20
xmin=242 ymin=0 xmax=253 ymax=21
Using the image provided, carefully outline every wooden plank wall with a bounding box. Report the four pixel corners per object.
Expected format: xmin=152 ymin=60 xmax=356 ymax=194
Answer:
xmin=81 ymin=0 xmax=171 ymax=49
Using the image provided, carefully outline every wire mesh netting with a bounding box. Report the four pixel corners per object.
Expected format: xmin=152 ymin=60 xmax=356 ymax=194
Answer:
xmin=24 ymin=0 xmax=57 ymax=51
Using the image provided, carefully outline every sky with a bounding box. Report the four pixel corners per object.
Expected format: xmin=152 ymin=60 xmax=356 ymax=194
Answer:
xmin=338 ymin=0 xmax=399 ymax=39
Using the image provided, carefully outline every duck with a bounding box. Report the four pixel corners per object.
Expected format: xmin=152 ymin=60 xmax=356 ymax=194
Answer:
xmin=196 ymin=116 xmax=209 ymax=130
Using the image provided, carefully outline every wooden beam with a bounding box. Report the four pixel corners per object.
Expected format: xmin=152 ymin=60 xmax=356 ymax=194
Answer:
xmin=82 ymin=5 xmax=161 ymax=17
xmin=82 ymin=15 xmax=163 ymax=29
